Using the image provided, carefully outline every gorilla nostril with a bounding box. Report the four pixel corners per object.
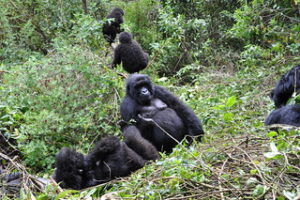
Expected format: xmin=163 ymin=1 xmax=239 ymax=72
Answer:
xmin=141 ymin=88 xmax=148 ymax=94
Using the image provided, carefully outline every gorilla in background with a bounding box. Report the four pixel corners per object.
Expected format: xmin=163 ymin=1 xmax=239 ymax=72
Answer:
xmin=111 ymin=32 xmax=149 ymax=74
xmin=270 ymin=64 xmax=300 ymax=108
xmin=53 ymin=124 xmax=159 ymax=190
xmin=102 ymin=8 xmax=124 ymax=45
xmin=265 ymin=104 xmax=300 ymax=127
xmin=120 ymin=74 xmax=204 ymax=153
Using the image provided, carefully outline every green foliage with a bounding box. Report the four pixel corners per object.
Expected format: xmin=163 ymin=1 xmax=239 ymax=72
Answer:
xmin=121 ymin=0 xmax=160 ymax=51
xmin=0 ymin=44 xmax=124 ymax=170
xmin=1 ymin=0 xmax=300 ymax=199
xmin=0 ymin=104 xmax=26 ymax=156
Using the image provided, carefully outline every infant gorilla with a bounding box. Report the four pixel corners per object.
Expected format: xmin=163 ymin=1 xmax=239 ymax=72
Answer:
xmin=53 ymin=124 xmax=159 ymax=190
xmin=111 ymin=32 xmax=149 ymax=73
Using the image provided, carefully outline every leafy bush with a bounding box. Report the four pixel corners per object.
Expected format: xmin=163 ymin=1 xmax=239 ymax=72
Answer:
xmin=0 ymin=44 xmax=124 ymax=170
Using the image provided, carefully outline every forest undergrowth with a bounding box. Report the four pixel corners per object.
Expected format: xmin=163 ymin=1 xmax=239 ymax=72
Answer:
xmin=0 ymin=0 xmax=299 ymax=199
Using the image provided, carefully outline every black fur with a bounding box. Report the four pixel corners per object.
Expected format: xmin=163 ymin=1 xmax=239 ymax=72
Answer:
xmin=120 ymin=74 xmax=204 ymax=153
xmin=270 ymin=65 xmax=300 ymax=108
xmin=102 ymin=8 xmax=124 ymax=45
xmin=265 ymin=104 xmax=300 ymax=127
xmin=85 ymin=136 xmax=147 ymax=185
xmin=120 ymin=123 xmax=160 ymax=160
xmin=53 ymin=126 xmax=159 ymax=190
xmin=53 ymin=147 xmax=85 ymax=190
xmin=111 ymin=32 xmax=149 ymax=73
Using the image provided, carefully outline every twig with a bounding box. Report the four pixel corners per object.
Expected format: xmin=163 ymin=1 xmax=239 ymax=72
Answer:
xmin=218 ymin=158 xmax=228 ymax=200
xmin=236 ymin=146 xmax=267 ymax=186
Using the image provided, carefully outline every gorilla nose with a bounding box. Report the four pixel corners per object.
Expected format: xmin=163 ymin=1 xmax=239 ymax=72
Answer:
xmin=141 ymin=88 xmax=149 ymax=95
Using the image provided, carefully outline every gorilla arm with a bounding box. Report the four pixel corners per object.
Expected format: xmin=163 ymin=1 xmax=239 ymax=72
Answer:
xmin=120 ymin=96 xmax=138 ymax=122
xmin=111 ymin=46 xmax=122 ymax=68
xmin=122 ymin=124 xmax=160 ymax=161
xmin=154 ymin=85 xmax=204 ymax=140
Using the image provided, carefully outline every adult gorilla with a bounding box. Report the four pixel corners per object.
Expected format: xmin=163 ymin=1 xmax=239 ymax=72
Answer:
xmin=120 ymin=74 xmax=204 ymax=153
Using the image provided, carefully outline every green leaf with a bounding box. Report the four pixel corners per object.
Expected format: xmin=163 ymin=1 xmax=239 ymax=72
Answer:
xmin=283 ymin=190 xmax=297 ymax=200
xmin=212 ymin=105 xmax=226 ymax=110
xmin=250 ymin=169 xmax=257 ymax=175
xmin=55 ymin=189 xmax=79 ymax=200
xmin=223 ymin=112 xmax=234 ymax=122
xmin=266 ymin=131 xmax=277 ymax=137
xmin=264 ymin=152 xmax=281 ymax=159
xmin=270 ymin=142 xmax=278 ymax=152
xmin=252 ymin=184 xmax=265 ymax=197
xmin=226 ymin=96 xmax=236 ymax=107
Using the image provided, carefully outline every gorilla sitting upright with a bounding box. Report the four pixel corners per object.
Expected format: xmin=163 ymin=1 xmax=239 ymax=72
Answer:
xmin=120 ymin=74 xmax=204 ymax=153
xmin=53 ymin=124 xmax=159 ymax=190
xmin=265 ymin=104 xmax=300 ymax=127
xmin=111 ymin=32 xmax=149 ymax=74
xmin=270 ymin=64 xmax=300 ymax=108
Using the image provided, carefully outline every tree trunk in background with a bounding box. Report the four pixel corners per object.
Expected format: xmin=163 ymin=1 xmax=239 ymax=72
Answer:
xmin=82 ymin=0 xmax=88 ymax=14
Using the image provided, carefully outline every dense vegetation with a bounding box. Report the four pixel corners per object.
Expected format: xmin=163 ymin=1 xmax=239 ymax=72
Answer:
xmin=0 ymin=0 xmax=299 ymax=199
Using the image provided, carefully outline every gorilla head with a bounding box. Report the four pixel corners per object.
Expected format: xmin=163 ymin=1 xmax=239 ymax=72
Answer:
xmin=121 ymin=74 xmax=204 ymax=153
xmin=126 ymin=74 xmax=154 ymax=105
xmin=111 ymin=8 xmax=124 ymax=17
xmin=53 ymin=147 xmax=85 ymax=190
xmin=119 ymin=32 xmax=132 ymax=43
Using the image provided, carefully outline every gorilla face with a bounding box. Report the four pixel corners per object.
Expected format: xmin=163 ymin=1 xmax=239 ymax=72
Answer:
xmin=126 ymin=74 xmax=154 ymax=105
xmin=135 ymin=86 xmax=152 ymax=105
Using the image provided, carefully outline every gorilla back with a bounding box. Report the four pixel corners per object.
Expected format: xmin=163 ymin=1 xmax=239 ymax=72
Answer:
xmin=270 ymin=65 xmax=300 ymax=108
xmin=111 ymin=32 xmax=149 ymax=73
xmin=265 ymin=104 xmax=300 ymax=127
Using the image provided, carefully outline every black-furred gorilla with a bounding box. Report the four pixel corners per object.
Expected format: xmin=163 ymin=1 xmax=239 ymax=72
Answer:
xmin=111 ymin=32 xmax=149 ymax=73
xmin=270 ymin=65 xmax=300 ymax=108
xmin=265 ymin=104 xmax=300 ymax=127
xmin=102 ymin=8 xmax=124 ymax=45
xmin=53 ymin=124 xmax=159 ymax=190
xmin=120 ymin=74 xmax=204 ymax=153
